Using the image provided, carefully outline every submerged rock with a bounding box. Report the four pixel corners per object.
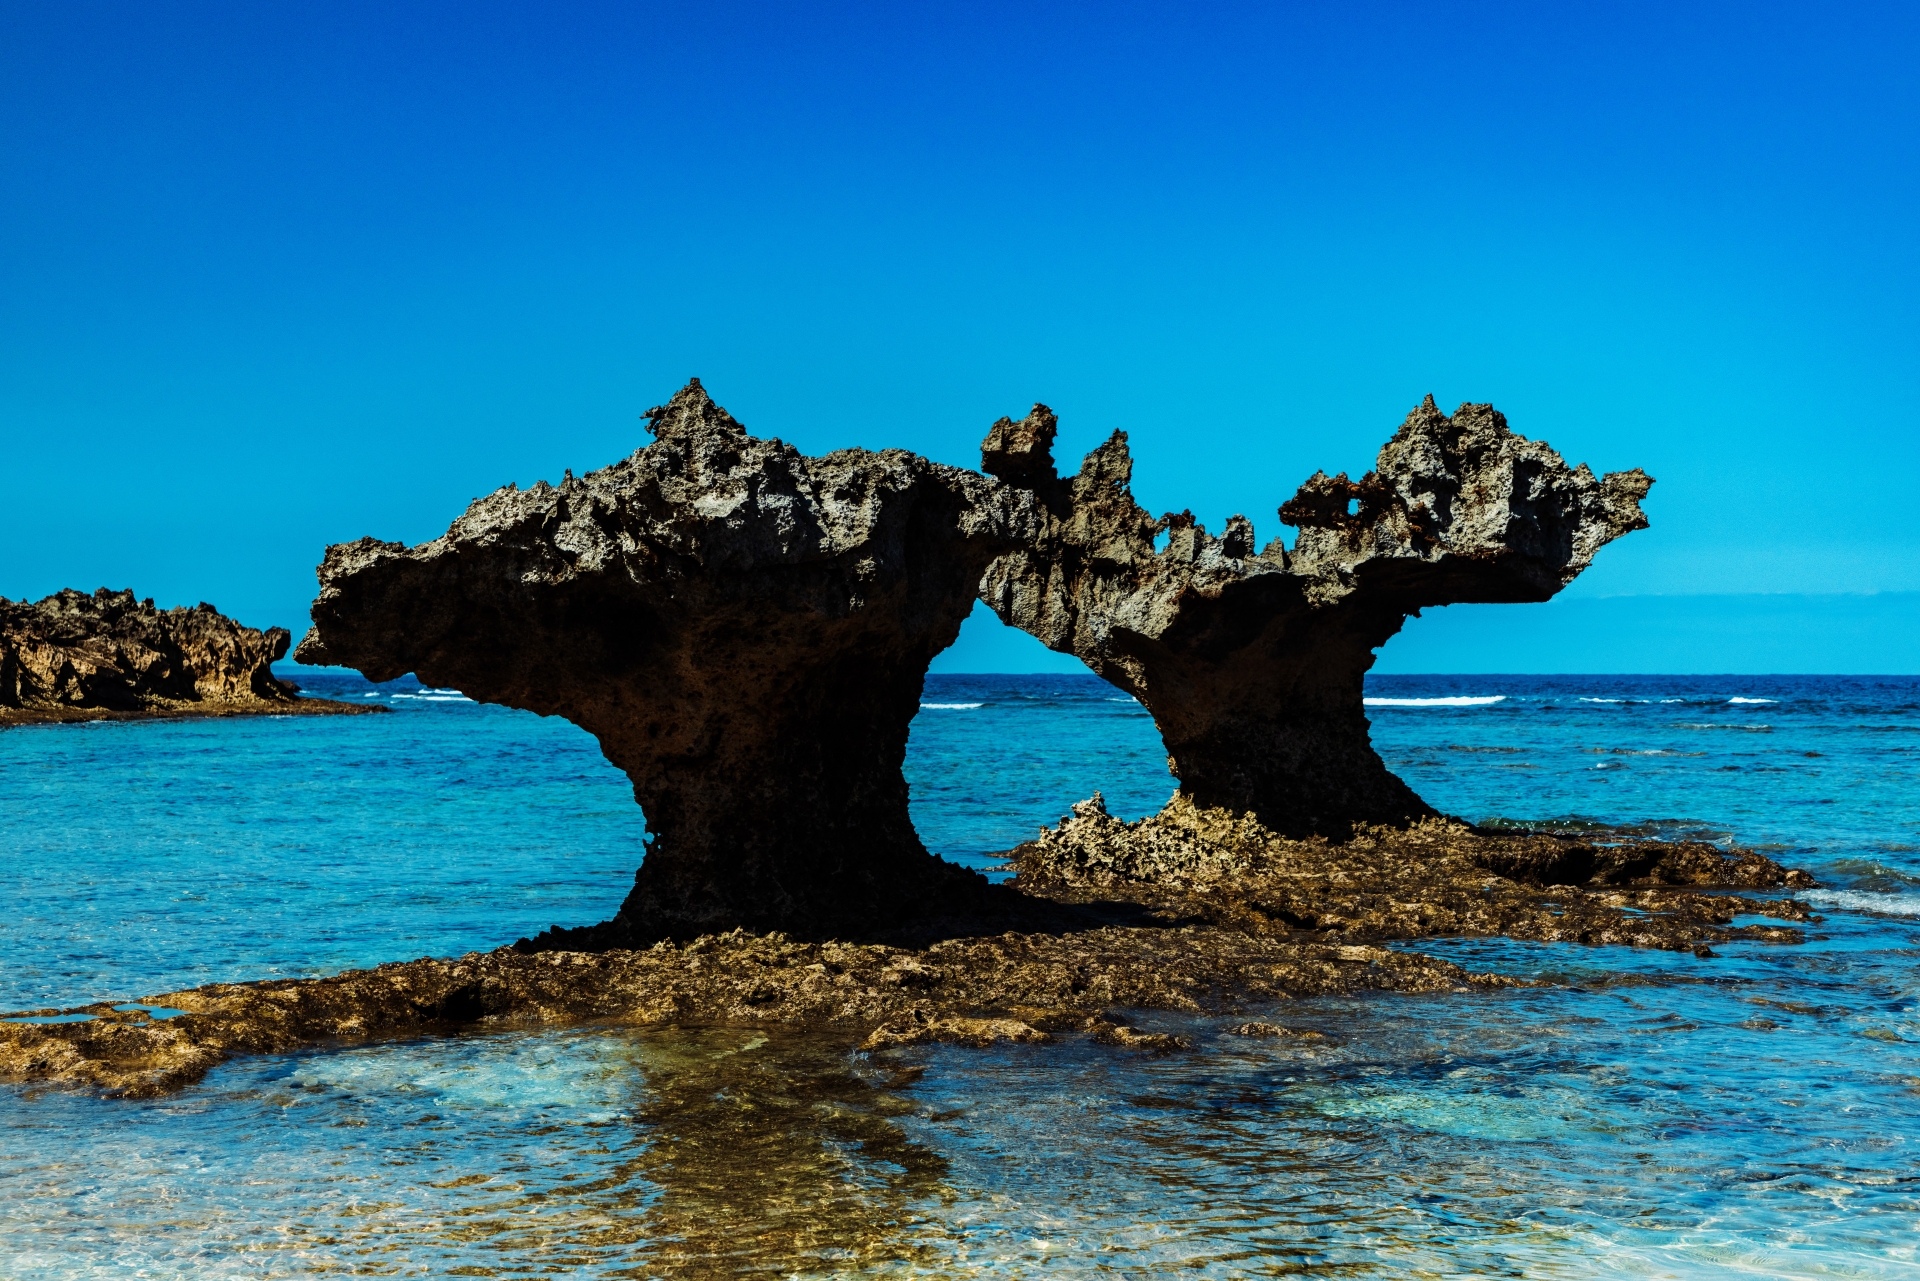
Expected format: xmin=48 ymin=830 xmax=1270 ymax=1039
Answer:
xmin=0 ymin=588 xmax=371 ymax=725
xmin=978 ymin=398 xmax=1653 ymax=836
xmin=1226 ymin=1021 xmax=1324 ymax=1039
xmin=297 ymin=379 xmax=1038 ymax=942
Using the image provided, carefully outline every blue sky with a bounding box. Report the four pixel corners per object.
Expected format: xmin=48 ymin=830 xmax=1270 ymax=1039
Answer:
xmin=4 ymin=2 xmax=1916 ymax=672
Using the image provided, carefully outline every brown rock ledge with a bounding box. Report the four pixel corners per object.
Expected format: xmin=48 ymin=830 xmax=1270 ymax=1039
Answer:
xmin=0 ymin=588 xmax=377 ymax=726
xmin=0 ymin=813 xmax=1817 ymax=1099
xmin=0 ymin=927 xmax=1500 ymax=1098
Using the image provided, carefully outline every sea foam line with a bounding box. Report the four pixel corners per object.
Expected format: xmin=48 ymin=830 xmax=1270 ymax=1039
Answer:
xmin=1364 ymin=695 xmax=1506 ymax=707
xmin=1728 ymin=697 xmax=1777 ymax=704
xmin=920 ymin=702 xmax=983 ymax=710
xmin=1800 ymin=889 xmax=1920 ymax=918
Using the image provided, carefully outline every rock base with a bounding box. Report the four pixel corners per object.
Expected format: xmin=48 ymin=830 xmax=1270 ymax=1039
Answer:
xmin=1007 ymin=793 xmax=1815 ymax=955
xmin=0 ymin=927 xmax=1499 ymax=1097
xmin=0 ymin=798 xmax=1819 ymax=1098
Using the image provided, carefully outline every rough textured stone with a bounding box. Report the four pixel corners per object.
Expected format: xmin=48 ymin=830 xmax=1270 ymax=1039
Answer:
xmin=1007 ymin=792 xmax=1814 ymax=954
xmin=977 ymin=397 xmax=1654 ymax=835
xmin=297 ymin=379 xmax=1037 ymax=942
xmin=0 ymin=588 xmax=366 ymax=725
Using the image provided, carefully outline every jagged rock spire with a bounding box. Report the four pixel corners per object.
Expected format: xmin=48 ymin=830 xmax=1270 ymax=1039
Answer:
xmin=979 ymin=397 xmax=1652 ymax=835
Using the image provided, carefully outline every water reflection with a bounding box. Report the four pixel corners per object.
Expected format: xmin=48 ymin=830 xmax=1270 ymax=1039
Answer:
xmin=3 ymin=961 xmax=1917 ymax=1279
xmin=613 ymin=1028 xmax=951 ymax=1276
xmin=274 ymin=1025 xmax=952 ymax=1277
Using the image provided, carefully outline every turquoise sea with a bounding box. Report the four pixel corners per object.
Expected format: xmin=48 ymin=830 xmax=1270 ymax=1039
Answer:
xmin=3 ymin=672 xmax=1917 ymax=1278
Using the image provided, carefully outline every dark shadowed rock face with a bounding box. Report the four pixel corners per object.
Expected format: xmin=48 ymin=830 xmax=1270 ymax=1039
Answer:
xmin=978 ymin=396 xmax=1653 ymax=836
xmin=0 ymin=588 xmax=311 ymax=722
xmin=299 ymin=380 xmax=1036 ymax=942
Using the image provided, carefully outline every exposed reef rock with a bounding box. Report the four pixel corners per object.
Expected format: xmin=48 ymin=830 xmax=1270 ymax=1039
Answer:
xmin=0 ymin=802 xmax=1819 ymax=1096
xmin=978 ymin=398 xmax=1653 ymax=836
xmin=0 ymin=588 xmax=372 ymax=726
xmin=1009 ymin=793 xmax=1815 ymax=955
xmin=297 ymin=379 xmax=1038 ymax=942
xmin=0 ymin=928 xmax=1501 ymax=1098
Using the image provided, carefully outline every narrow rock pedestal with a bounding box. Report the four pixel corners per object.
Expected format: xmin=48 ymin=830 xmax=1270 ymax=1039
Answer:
xmin=298 ymin=380 xmax=1034 ymax=942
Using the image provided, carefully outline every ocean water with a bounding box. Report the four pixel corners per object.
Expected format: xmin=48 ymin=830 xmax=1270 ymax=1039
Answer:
xmin=2 ymin=671 xmax=1917 ymax=1278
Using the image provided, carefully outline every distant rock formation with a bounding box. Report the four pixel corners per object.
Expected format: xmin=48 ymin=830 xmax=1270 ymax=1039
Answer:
xmin=0 ymin=588 xmax=358 ymax=724
xmin=298 ymin=379 xmax=1038 ymax=942
xmin=978 ymin=397 xmax=1652 ymax=836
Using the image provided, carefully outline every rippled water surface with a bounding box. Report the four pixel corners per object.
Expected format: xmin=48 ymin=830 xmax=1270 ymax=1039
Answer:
xmin=3 ymin=672 xmax=1918 ymax=1277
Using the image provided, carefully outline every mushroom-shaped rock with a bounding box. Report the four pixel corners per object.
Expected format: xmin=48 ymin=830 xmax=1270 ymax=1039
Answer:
xmin=978 ymin=396 xmax=1652 ymax=836
xmin=298 ymin=380 xmax=1032 ymax=942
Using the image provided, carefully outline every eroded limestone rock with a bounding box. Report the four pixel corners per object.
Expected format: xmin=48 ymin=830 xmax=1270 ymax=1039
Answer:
xmin=1008 ymin=792 xmax=1813 ymax=955
xmin=978 ymin=397 xmax=1653 ymax=835
xmin=297 ymin=379 xmax=1036 ymax=942
xmin=0 ymin=588 xmax=362 ymax=725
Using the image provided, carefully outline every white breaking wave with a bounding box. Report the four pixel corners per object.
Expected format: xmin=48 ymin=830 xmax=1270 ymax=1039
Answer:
xmin=920 ymin=702 xmax=983 ymax=710
xmin=1364 ymin=696 xmax=1506 ymax=707
xmin=1800 ymin=889 xmax=1920 ymax=918
xmin=1728 ymin=697 xmax=1777 ymax=704
xmin=1578 ymin=697 xmax=1624 ymax=703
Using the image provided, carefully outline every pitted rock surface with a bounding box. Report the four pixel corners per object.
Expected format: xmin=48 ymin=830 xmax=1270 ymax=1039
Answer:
xmin=977 ymin=397 xmax=1653 ymax=835
xmin=0 ymin=588 xmax=360 ymax=724
xmin=298 ymin=379 xmax=1039 ymax=942
xmin=1008 ymin=792 xmax=1815 ymax=955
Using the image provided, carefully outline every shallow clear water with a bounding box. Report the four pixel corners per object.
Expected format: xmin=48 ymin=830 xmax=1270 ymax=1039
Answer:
xmin=3 ymin=672 xmax=1918 ymax=1277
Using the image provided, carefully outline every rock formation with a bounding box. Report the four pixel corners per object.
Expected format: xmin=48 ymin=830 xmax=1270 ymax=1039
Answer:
xmin=0 ymin=588 xmax=361 ymax=724
xmin=297 ymin=379 xmax=1036 ymax=942
xmin=978 ymin=397 xmax=1653 ymax=835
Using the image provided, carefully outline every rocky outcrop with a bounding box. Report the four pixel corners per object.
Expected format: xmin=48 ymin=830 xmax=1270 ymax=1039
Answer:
xmin=0 ymin=588 xmax=364 ymax=725
xmin=297 ymin=380 xmax=1038 ymax=943
xmin=1008 ymin=792 xmax=1813 ymax=956
xmin=978 ymin=397 xmax=1653 ymax=835
xmin=296 ymin=381 xmax=1663 ymax=940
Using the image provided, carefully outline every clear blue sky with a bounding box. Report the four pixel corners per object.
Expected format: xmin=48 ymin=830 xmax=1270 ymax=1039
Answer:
xmin=4 ymin=3 xmax=1916 ymax=671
